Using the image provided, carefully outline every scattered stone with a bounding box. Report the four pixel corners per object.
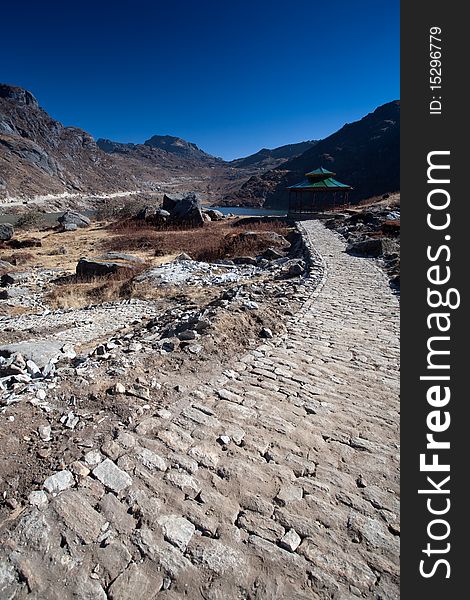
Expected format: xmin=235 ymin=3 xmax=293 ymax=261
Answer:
xmin=279 ymin=528 xmax=301 ymax=552
xmin=84 ymin=449 xmax=103 ymax=467
xmin=262 ymin=247 xmax=284 ymax=260
xmin=92 ymin=459 xmax=133 ymax=493
xmin=70 ymin=461 xmax=91 ymax=479
xmin=43 ymin=469 xmax=75 ymax=494
xmin=108 ymin=562 xmax=163 ymax=600
xmin=61 ymin=411 xmax=79 ymax=429
xmin=110 ymin=382 xmax=126 ymax=395
xmin=177 ymin=329 xmax=197 ymax=341
xmin=38 ymin=424 xmax=51 ymax=441
xmin=217 ymin=435 xmax=231 ymax=446
xmin=276 ymin=485 xmax=303 ymax=506
xmin=61 ymin=343 xmax=76 ymax=359
xmin=28 ymin=490 xmax=48 ymax=508
xmin=53 ymin=489 xmax=107 ymax=544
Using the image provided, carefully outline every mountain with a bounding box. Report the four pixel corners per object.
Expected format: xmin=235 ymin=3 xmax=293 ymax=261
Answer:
xmin=230 ymin=140 xmax=317 ymax=171
xmin=225 ymin=101 xmax=400 ymax=207
xmin=0 ymin=84 xmax=139 ymax=200
xmin=0 ymin=84 xmax=236 ymax=205
xmin=144 ymin=134 xmax=220 ymax=162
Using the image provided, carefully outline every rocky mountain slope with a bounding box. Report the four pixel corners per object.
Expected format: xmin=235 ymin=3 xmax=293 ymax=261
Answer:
xmin=229 ymin=140 xmax=317 ymax=171
xmin=225 ymin=101 xmax=400 ymax=207
xmin=0 ymin=84 xmax=141 ymax=201
xmin=0 ymin=85 xmax=241 ymax=206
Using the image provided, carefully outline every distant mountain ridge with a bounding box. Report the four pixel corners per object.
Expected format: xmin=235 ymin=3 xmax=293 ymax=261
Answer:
xmin=230 ymin=140 xmax=317 ymax=170
xmin=96 ymin=134 xmax=222 ymax=166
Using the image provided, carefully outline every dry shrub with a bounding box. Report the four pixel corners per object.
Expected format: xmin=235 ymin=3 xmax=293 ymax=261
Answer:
xmin=1 ymin=252 xmax=35 ymax=266
xmin=45 ymin=264 xmax=149 ymax=309
xmin=15 ymin=211 xmax=46 ymax=230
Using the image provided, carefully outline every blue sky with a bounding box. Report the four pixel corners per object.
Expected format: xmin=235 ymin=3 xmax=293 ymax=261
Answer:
xmin=1 ymin=0 xmax=399 ymax=160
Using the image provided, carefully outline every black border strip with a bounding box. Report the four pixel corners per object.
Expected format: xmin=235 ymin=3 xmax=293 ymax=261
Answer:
xmin=401 ymin=2 xmax=466 ymax=596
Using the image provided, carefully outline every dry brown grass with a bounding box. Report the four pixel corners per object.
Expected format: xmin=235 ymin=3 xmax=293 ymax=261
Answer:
xmin=45 ymin=273 xmax=136 ymax=309
xmin=103 ymin=219 xmax=291 ymax=262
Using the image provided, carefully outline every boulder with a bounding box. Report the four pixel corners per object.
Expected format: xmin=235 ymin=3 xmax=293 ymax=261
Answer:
xmin=0 ymin=223 xmax=14 ymax=241
xmin=0 ymin=259 xmax=13 ymax=272
xmin=58 ymin=211 xmax=91 ymax=229
xmin=76 ymin=253 xmax=143 ymax=278
xmin=239 ymin=230 xmax=289 ymax=248
xmin=137 ymin=206 xmax=170 ymax=223
xmin=346 ymin=237 xmax=397 ymax=258
xmin=63 ymin=223 xmax=78 ymax=232
xmin=163 ymin=192 xmax=204 ymax=227
xmin=262 ymin=247 xmax=284 ymax=260
xmin=205 ymin=209 xmax=225 ymax=221
xmin=1 ymin=271 xmax=30 ymax=286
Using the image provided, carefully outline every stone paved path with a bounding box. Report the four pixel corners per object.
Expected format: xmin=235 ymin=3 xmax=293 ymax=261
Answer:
xmin=0 ymin=221 xmax=400 ymax=600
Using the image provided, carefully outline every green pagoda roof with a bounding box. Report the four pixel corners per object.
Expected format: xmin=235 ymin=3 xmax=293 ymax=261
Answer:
xmin=305 ymin=167 xmax=336 ymax=178
xmin=288 ymin=166 xmax=352 ymax=191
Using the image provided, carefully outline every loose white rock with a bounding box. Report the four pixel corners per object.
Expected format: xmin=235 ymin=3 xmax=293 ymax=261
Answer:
xmin=43 ymin=470 xmax=75 ymax=494
xmin=279 ymin=528 xmax=301 ymax=552
xmin=28 ymin=490 xmax=48 ymax=508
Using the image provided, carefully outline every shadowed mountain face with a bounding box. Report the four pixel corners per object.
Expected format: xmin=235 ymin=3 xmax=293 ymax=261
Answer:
xmin=225 ymin=101 xmax=400 ymax=208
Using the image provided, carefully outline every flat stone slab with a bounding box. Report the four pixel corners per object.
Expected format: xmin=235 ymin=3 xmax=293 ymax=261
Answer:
xmin=157 ymin=514 xmax=195 ymax=551
xmin=53 ymin=490 xmax=107 ymax=544
xmin=92 ymin=459 xmax=133 ymax=493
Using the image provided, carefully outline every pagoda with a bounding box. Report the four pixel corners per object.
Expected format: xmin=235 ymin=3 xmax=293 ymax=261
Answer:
xmin=287 ymin=167 xmax=352 ymax=213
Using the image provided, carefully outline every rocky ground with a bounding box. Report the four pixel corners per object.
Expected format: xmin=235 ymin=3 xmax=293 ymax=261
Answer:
xmin=0 ymin=214 xmax=399 ymax=599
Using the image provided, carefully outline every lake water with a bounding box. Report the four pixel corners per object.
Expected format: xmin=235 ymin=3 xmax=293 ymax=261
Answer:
xmin=210 ymin=206 xmax=287 ymax=217
xmin=0 ymin=206 xmax=286 ymax=226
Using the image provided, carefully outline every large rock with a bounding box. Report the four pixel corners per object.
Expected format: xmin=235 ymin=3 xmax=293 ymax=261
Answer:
xmin=136 ymin=206 xmax=171 ymax=224
xmin=162 ymin=192 xmax=204 ymax=227
xmin=205 ymin=209 xmax=225 ymax=221
xmin=58 ymin=211 xmax=91 ymax=229
xmin=346 ymin=237 xmax=397 ymax=258
xmin=76 ymin=253 xmax=143 ymax=278
xmin=0 ymin=223 xmax=14 ymax=241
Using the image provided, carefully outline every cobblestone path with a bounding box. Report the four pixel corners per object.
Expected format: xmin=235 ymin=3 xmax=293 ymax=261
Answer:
xmin=0 ymin=221 xmax=400 ymax=599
